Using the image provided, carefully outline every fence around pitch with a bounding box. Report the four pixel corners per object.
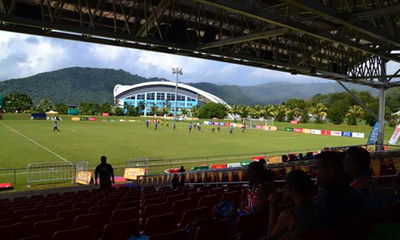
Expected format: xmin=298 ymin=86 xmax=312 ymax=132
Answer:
xmin=26 ymin=162 xmax=76 ymax=187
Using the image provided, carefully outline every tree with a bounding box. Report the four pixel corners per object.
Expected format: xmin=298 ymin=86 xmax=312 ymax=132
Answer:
xmin=251 ymin=105 xmax=262 ymax=118
xmin=309 ymin=103 xmax=328 ymax=123
xmin=300 ymin=109 xmax=310 ymax=123
xmin=346 ymin=105 xmax=364 ymax=125
xmin=115 ymin=107 xmax=124 ymax=116
xmin=197 ymin=103 xmax=228 ymax=119
xmin=149 ymin=104 xmax=158 ymax=116
xmin=261 ymin=105 xmax=275 ymax=118
xmin=181 ymin=108 xmax=189 ymax=117
xmin=126 ymin=105 xmax=139 ymax=116
xmin=4 ymin=93 xmax=33 ymax=113
xmin=190 ymin=105 xmax=200 ymax=117
xmin=327 ymin=101 xmax=347 ymax=124
xmin=98 ymin=103 xmax=111 ymax=114
xmin=36 ymin=99 xmax=55 ymax=112
xmin=274 ymin=104 xmax=287 ymax=122
xmin=80 ymin=102 xmax=99 ymax=115
xmin=229 ymin=105 xmax=240 ymax=116
xmin=239 ymin=105 xmax=251 ymax=118
xmin=160 ymin=107 xmax=169 ymax=116
xmin=56 ymin=103 xmax=68 ymax=115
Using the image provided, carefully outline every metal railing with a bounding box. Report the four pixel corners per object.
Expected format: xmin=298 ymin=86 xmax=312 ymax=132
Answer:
xmin=27 ymin=162 xmax=76 ymax=187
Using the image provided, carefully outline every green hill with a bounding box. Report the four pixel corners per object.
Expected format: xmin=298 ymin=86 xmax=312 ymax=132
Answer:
xmin=0 ymin=67 xmax=377 ymax=105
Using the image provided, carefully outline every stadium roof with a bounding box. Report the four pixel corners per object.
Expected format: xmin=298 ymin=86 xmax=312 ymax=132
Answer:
xmin=1 ymin=0 xmax=399 ymax=88
xmin=114 ymin=81 xmax=231 ymax=106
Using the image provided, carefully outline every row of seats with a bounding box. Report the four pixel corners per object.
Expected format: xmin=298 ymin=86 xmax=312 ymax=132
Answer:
xmin=0 ymin=185 xmax=246 ymax=240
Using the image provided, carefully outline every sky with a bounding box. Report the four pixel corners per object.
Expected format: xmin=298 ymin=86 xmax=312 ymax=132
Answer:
xmin=0 ymin=30 xmax=399 ymax=86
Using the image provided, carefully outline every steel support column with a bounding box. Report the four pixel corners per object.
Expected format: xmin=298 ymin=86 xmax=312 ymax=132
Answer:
xmin=377 ymin=61 xmax=388 ymax=151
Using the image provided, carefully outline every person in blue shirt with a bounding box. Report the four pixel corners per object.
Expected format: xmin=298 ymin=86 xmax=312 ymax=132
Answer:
xmin=229 ymin=124 xmax=234 ymax=134
xmin=154 ymin=119 xmax=158 ymax=130
xmin=145 ymin=119 xmax=149 ymax=128
xmin=188 ymin=122 xmax=193 ymax=133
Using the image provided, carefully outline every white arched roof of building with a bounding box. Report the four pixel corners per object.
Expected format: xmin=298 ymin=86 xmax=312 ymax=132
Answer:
xmin=114 ymin=81 xmax=231 ymax=108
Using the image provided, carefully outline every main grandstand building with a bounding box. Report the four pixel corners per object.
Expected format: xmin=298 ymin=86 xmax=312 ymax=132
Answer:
xmin=114 ymin=81 xmax=230 ymax=115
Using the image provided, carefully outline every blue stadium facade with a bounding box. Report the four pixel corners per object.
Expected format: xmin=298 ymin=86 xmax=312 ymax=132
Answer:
xmin=113 ymin=81 xmax=229 ymax=116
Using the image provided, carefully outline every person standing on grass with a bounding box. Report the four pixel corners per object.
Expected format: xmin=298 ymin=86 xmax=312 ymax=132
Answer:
xmin=188 ymin=122 xmax=193 ymax=133
xmin=173 ymin=121 xmax=176 ymax=131
xmin=154 ymin=119 xmax=158 ymax=130
xmin=95 ymin=156 xmax=115 ymax=190
xmin=241 ymin=123 xmax=246 ymax=133
xmin=145 ymin=118 xmax=150 ymax=128
xmin=212 ymin=126 xmax=215 ymax=133
xmin=217 ymin=124 xmax=221 ymax=132
xmin=229 ymin=124 xmax=234 ymax=134
xmin=53 ymin=120 xmax=60 ymax=132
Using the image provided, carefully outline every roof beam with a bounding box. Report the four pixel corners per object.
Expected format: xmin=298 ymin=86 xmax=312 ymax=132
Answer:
xmin=136 ymin=0 xmax=171 ymax=37
xmin=349 ymin=4 xmax=400 ymax=22
xmin=194 ymin=0 xmax=400 ymax=63
xmin=197 ymin=28 xmax=289 ymax=50
xmin=282 ymin=0 xmax=400 ymax=49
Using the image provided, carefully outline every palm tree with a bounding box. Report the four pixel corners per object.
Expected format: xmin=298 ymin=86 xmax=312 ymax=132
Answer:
xmin=239 ymin=105 xmax=251 ymax=118
xmin=252 ymin=105 xmax=262 ymax=118
xmin=274 ymin=104 xmax=287 ymax=122
xmin=229 ymin=105 xmax=240 ymax=116
xmin=149 ymin=104 xmax=158 ymax=116
xmin=346 ymin=105 xmax=364 ymax=125
xmin=161 ymin=107 xmax=169 ymax=116
xmin=309 ymin=103 xmax=328 ymax=123
xmin=181 ymin=108 xmax=189 ymax=117
xmin=261 ymin=104 xmax=275 ymax=118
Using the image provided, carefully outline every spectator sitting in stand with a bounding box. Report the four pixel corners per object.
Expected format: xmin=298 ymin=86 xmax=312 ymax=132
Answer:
xmin=267 ymin=169 xmax=320 ymax=239
xmin=298 ymin=153 xmax=304 ymax=160
xmin=288 ymin=154 xmax=297 ymax=162
xmin=282 ymin=155 xmax=288 ymax=163
xmin=314 ymin=151 xmax=365 ymax=230
xmin=344 ymin=146 xmax=384 ymax=211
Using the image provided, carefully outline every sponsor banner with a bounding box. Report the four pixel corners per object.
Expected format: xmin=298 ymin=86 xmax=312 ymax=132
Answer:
xmin=302 ymin=128 xmax=311 ymax=134
xmin=367 ymin=121 xmax=380 ymax=145
xmin=80 ymin=117 xmax=88 ymax=121
xmin=311 ymin=129 xmax=321 ymax=135
xmin=215 ymin=122 xmax=220 ymax=126
xmin=352 ymin=132 xmax=365 ymax=138
xmin=119 ymin=119 xmax=127 ymax=122
xmin=227 ymin=162 xmax=241 ymax=168
xmin=285 ymin=127 xmax=294 ymax=132
xmin=232 ymin=123 xmax=237 ymax=128
xmin=389 ymin=125 xmax=400 ymax=145
xmin=290 ymin=120 xmax=298 ymax=125
xmin=102 ymin=113 xmax=109 ymax=116
xmin=268 ymin=156 xmax=282 ymax=164
xmin=321 ymin=130 xmax=331 ymax=136
xmin=342 ymin=131 xmax=352 ymax=137
xmin=330 ymin=131 xmax=342 ymax=136
xmin=128 ymin=120 xmax=136 ymax=122
xmin=210 ymin=164 xmax=227 ymax=169
xmin=294 ymin=128 xmax=303 ymax=133
xmin=71 ymin=117 xmax=80 ymax=121
xmin=88 ymin=117 xmax=96 ymax=121
xmin=75 ymin=171 xmax=93 ymax=185
xmin=256 ymin=125 xmax=263 ymax=129
xmin=204 ymin=121 xmax=209 ymax=125
xmin=224 ymin=123 xmax=230 ymax=127
xmin=123 ymin=168 xmax=146 ymax=180
xmin=269 ymin=126 xmax=278 ymax=131
xmin=220 ymin=122 xmax=225 ymax=126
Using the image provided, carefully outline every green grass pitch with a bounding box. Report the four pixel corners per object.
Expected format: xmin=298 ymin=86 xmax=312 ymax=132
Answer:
xmin=0 ymin=113 xmax=396 ymax=191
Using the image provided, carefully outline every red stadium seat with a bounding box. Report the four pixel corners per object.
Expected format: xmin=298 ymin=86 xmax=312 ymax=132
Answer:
xmin=222 ymin=191 xmax=242 ymax=207
xmin=110 ymin=207 xmax=139 ymax=223
xmin=208 ymin=188 xmax=225 ymax=200
xmin=44 ymin=205 xmax=65 ymax=217
xmin=166 ymin=194 xmax=186 ymax=207
xmin=101 ymin=219 xmax=137 ymax=240
xmin=74 ymin=212 xmax=107 ymax=238
xmin=34 ymin=218 xmax=69 ymax=240
xmin=97 ymin=198 xmax=118 ymax=206
xmin=117 ymin=200 xmax=139 ymax=209
xmin=21 ymin=213 xmax=53 ymax=236
xmin=148 ymin=229 xmax=186 ymax=240
xmin=0 ymin=218 xmax=17 ymax=227
xmin=188 ymin=191 xmax=205 ymax=202
xmin=142 ymin=202 xmax=170 ymax=221
xmin=197 ymin=194 xmax=219 ymax=213
xmin=143 ymin=197 xmax=164 ymax=206
xmin=192 ymin=218 xmax=231 ymax=240
xmin=52 ymin=226 xmax=93 ymax=240
xmin=88 ymin=204 xmax=114 ymax=220
xmin=13 ymin=208 xmax=42 ymax=219
xmin=180 ymin=207 xmax=208 ymax=228
xmin=0 ymin=222 xmax=24 ymax=240
xmin=144 ymin=213 xmax=178 ymax=236
xmin=171 ymin=198 xmax=198 ymax=220
xmin=56 ymin=209 xmax=82 ymax=224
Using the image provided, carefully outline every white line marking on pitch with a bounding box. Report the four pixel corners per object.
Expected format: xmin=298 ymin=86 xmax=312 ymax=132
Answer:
xmin=0 ymin=122 xmax=72 ymax=164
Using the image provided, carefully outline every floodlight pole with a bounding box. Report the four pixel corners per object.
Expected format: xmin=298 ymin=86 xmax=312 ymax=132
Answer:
xmin=377 ymin=60 xmax=388 ymax=151
xmin=172 ymin=67 xmax=183 ymax=121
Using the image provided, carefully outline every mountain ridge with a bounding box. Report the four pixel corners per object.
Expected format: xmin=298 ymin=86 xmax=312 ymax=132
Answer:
xmin=0 ymin=67 xmax=377 ymax=105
